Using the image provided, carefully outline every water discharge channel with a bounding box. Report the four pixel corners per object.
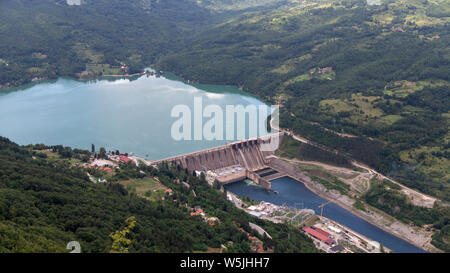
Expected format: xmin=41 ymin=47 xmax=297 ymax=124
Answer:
xmin=225 ymin=177 xmax=427 ymax=253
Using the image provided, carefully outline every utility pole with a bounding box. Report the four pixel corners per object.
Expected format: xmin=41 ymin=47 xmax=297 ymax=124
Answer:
xmin=318 ymin=201 xmax=331 ymax=217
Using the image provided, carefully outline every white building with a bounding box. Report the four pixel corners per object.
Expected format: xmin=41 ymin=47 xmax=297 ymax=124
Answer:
xmin=327 ymin=225 xmax=342 ymax=234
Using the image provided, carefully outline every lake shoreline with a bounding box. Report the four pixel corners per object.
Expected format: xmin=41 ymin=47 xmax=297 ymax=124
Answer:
xmin=0 ymin=70 xmax=270 ymax=160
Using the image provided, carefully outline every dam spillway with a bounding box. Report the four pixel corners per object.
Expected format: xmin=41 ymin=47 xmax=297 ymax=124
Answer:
xmin=153 ymin=138 xmax=267 ymax=172
xmin=152 ymin=134 xmax=283 ymax=190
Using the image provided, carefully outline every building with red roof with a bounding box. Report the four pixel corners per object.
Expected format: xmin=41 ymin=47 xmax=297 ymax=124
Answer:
xmin=302 ymin=227 xmax=335 ymax=245
xmin=257 ymin=246 xmax=264 ymax=253
xmin=313 ymin=227 xmax=331 ymax=238
xmin=120 ymin=155 xmax=131 ymax=163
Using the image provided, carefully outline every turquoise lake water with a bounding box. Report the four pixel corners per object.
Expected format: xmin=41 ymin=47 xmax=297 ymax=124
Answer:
xmin=0 ymin=73 xmax=269 ymax=160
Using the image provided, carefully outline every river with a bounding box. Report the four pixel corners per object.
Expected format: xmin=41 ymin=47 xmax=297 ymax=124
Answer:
xmin=225 ymin=177 xmax=427 ymax=253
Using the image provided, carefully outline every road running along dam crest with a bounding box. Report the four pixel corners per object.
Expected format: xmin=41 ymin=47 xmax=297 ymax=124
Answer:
xmin=151 ymin=133 xmax=284 ymax=190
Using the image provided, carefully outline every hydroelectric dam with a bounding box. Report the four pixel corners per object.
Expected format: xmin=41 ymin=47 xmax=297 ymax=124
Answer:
xmin=151 ymin=133 xmax=284 ymax=190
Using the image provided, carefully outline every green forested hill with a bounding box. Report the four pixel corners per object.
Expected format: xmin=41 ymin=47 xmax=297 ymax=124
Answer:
xmin=1 ymin=0 xmax=287 ymax=86
xmin=0 ymin=0 xmax=449 ymax=252
xmin=193 ymin=0 xmax=286 ymax=11
xmin=0 ymin=0 xmax=213 ymax=86
xmin=0 ymin=137 xmax=318 ymax=253
xmin=158 ymin=0 xmax=450 ymax=202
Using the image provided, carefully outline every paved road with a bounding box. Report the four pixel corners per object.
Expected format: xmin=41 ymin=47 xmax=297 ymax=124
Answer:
xmin=270 ymin=118 xmax=439 ymax=207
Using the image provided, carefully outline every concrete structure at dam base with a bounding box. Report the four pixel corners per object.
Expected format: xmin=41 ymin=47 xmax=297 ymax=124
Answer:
xmin=152 ymin=133 xmax=284 ymax=190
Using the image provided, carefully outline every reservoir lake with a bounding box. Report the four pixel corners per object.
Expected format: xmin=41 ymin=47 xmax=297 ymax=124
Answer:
xmin=0 ymin=72 xmax=426 ymax=253
xmin=0 ymin=72 xmax=269 ymax=160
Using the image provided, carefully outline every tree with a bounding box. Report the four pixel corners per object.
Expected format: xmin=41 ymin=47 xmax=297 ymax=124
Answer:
xmin=213 ymin=179 xmax=221 ymax=190
xmin=99 ymin=147 xmax=107 ymax=159
xmin=380 ymin=243 xmax=385 ymax=253
xmin=109 ymin=216 xmax=136 ymax=253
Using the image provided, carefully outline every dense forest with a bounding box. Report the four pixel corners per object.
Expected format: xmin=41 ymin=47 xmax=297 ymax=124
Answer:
xmin=0 ymin=0 xmax=214 ymax=87
xmin=275 ymin=135 xmax=353 ymax=168
xmin=0 ymin=0 xmax=449 ymax=252
xmin=363 ymin=178 xmax=450 ymax=252
xmin=275 ymin=135 xmax=450 ymax=252
xmin=0 ymin=137 xmax=319 ymax=253
xmin=157 ymin=0 xmax=450 ymax=203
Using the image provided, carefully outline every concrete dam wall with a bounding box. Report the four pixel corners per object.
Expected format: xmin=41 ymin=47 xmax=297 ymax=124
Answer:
xmin=154 ymin=138 xmax=267 ymax=172
xmin=152 ymin=134 xmax=284 ymax=190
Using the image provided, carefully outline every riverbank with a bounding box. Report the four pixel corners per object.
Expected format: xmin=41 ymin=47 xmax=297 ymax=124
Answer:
xmin=267 ymin=155 xmax=434 ymax=252
xmin=269 ymin=117 xmax=440 ymax=252
xmin=227 ymin=188 xmax=392 ymax=253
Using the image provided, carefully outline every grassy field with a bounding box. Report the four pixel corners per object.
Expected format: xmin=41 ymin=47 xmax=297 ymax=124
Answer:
xmin=119 ymin=177 xmax=168 ymax=201
xmin=399 ymin=145 xmax=450 ymax=191
xmin=271 ymin=54 xmax=312 ymax=75
xmin=311 ymin=175 xmax=350 ymax=195
xmin=85 ymin=63 xmax=123 ymax=75
xmin=72 ymin=43 xmax=104 ymax=63
xmin=318 ymin=92 xmax=418 ymax=127
xmin=372 ymin=0 xmax=450 ymax=26
xmin=34 ymin=149 xmax=83 ymax=165
xmin=383 ymin=80 xmax=448 ymax=98
xmin=320 ymin=93 xmax=384 ymax=118
xmin=284 ymin=70 xmax=336 ymax=87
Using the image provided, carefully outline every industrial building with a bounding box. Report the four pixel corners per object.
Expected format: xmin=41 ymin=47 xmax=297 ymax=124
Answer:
xmin=302 ymin=227 xmax=335 ymax=245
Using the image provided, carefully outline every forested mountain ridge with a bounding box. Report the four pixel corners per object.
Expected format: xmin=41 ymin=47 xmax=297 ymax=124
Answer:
xmin=0 ymin=137 xmax=319 ymax=252
xmin=158 ymin=0 xmax=450 ymax=204
xmin=0 ymin=0 xmax=449 ymax=252
xmin=191 ymin=0 xmax=286 ymax=11
xmin=0 ymin=0 xmax=296 ymax=88
xmin=0 ymin=0 xmax=214 ymax=87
